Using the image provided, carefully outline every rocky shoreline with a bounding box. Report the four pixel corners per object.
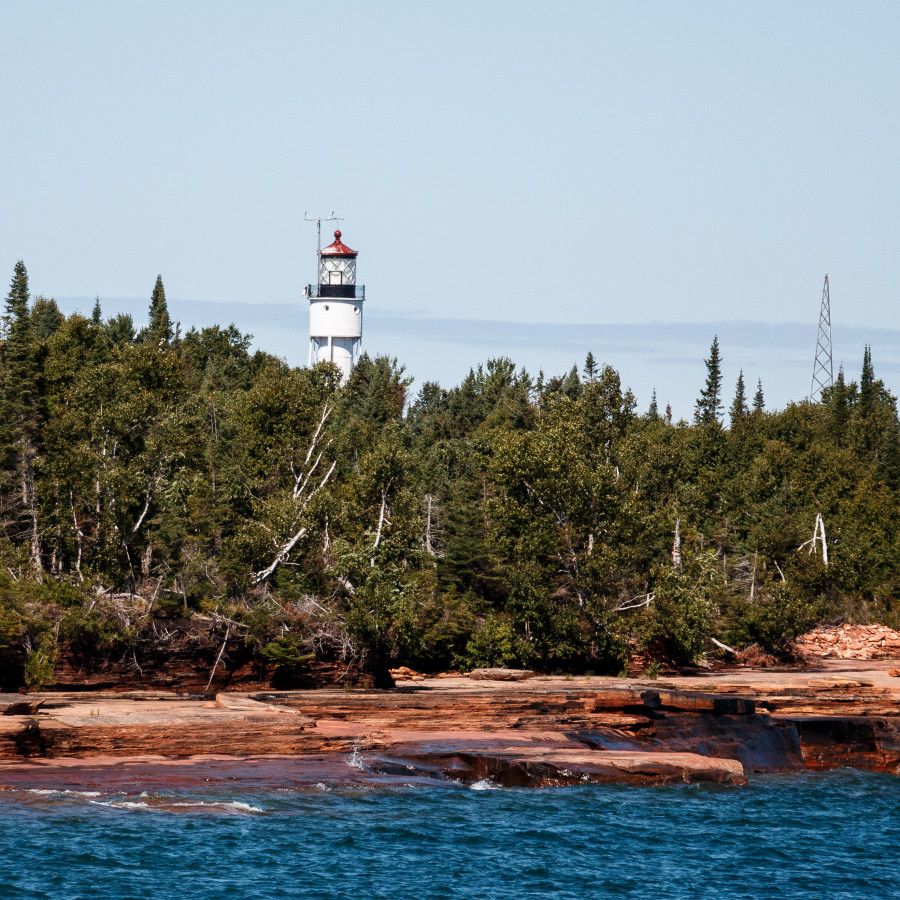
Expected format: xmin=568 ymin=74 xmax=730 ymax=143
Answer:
xmin=1 ymin=659 xmax=898 ymax=791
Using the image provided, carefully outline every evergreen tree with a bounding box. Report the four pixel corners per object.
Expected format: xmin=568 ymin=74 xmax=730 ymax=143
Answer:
xmin=729 ymin=370 xmax=748 ymax=428
xmin=694 ymin=336 xmax=723 ymax=425
xmin=860 ymin=345 xmax=875 ymax=411
xmin=752 ymin=378 xmax=765 ymax=412
xmin=107 ymin=313 xmax=136 ymax=346
xmin=147 ymin=275 xmax=171 ymax=343
xmin=2 ymin=261 xmax=29 ymax=334
xmin=31 ymin=297 xmax=64 ymax=341
xmin=648 ymin=388 xmax=659 ymax=420
xmin=583 ymin=351 xmax=597 ymax=383
xmin=91 ymin=297 xmax=102 ymax=325
xmin=0 ymin=261 xmax=43 ymax=575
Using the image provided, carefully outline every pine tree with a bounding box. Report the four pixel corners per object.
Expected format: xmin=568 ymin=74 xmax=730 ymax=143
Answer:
xmin=729 ymin=370 xmax=748 ymax=427
xmin=1 ymin=261 xmax=43 ymax=576
xmin=91 ymin=296 xmax=102 ymax=325
xmin=694 ymin=336 xmax=723 ymax=425
xmin=860 ymin=345 xmax=875 ymax=412
xmin=583 ymin=351 xmax=597 ymax=383
xmin=648 ymin=388 xmax=659 ymax=420
xmin=752 ymin=378 xmax=765 ymax=412
xmin=148 ymin=275 xmax=171 ymax=343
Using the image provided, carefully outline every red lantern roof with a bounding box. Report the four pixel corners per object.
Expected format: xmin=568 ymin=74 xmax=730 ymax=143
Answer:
xmin=321 ymin=230 xmax=358 ymax=257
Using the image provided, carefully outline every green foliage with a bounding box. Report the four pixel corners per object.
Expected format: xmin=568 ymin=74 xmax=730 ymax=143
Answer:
xmin=463 ymin=614 xmax=530 ymax=670
xmin=146 ymin=275 xmax=171 ymax=344
xmin=24 ymin=631 xmax=58 ymax=690
xmin=260 ymin=633 xmax=313 ymax=686
xmin=695 ymin=336 xmax=723 ymax=426
xmin=725 ymin=582 xmax=828 ymax=652
xmin=1 ymin=260 xmax=899 ymax=684
xmin=639 ymin=554 xmax=718 ymax=665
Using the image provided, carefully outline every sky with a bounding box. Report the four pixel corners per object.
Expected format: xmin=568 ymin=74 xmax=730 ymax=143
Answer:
xmin=3 ymin=1 xmax=899 ymax=416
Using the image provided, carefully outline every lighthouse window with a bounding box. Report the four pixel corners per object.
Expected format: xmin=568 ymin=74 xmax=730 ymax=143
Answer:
xmin=328 ymin=270 xmax=342 ymax=285
xmin=354 ymin=306 xmax=359 ymax=314
xmin=324 ymin=305 xmax=329 ymax=311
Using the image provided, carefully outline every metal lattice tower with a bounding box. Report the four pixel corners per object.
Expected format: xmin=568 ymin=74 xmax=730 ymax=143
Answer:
xmin=810 ymin=273 xmax=833 ymax=402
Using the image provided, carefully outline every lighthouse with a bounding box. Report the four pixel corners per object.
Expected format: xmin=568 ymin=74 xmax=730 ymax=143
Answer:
xmin=306 ymin=229 xmax=365 ymax=383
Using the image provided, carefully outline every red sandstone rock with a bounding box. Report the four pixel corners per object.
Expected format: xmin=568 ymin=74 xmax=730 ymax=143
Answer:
xmin=793 ymin=624 xmax=900 ymax=660
xmin=0 ymin=695 xmax=44 ymax=716
xmin=468 ymin=668 xmax=535 ymax=681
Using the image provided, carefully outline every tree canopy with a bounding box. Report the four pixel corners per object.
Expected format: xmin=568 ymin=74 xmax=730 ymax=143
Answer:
xmin=2 ymin=261 xmax=899 ymax=687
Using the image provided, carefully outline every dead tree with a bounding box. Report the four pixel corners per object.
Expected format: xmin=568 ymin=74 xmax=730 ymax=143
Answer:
xmin=252 ymin=404 xmax=337 ymax=585
xmin=798 ymin=512 xmax=828 ymax=566
xmin=672 ymin=517 xmax=682 ymax=571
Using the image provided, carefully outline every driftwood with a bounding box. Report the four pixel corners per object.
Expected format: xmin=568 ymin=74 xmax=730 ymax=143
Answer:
xmin=711 ymin=637 xmax=737 ymax=655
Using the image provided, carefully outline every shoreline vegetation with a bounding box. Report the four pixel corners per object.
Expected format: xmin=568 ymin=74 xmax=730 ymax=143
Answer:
xmin=1 ymin=261 xmax=899 ymax=696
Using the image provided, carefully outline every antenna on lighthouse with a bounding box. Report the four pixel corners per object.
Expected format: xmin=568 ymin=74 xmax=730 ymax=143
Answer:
xmin=304 ymin=211 xmax=344 ymax=274
xmin=810 ymin=273 xmax=834 ymax=402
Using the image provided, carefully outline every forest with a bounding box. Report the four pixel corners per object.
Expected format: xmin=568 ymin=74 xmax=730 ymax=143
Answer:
xmin=2 ymin=260 xmax=899 ymax=688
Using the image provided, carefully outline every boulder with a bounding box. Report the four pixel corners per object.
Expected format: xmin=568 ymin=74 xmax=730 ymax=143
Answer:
xmin=0 ymin=694 xmax=44 ymax=716
xmin=468 ymin=668 xmax=535 ymax=681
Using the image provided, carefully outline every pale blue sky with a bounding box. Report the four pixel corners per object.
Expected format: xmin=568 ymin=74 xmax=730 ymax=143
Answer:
xmin=3 ymin=1 xmax=899 ymax=414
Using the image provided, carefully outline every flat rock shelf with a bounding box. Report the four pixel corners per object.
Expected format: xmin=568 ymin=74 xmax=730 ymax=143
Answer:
xmin=1 ymin=659 xmax=898 ymax=790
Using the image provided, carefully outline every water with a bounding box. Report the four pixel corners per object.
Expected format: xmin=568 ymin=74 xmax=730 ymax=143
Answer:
xmin=1 ymin=770 xmax=898 ymax=899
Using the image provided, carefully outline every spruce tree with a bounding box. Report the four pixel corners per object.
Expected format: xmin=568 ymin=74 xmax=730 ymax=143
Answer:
xmin=2 ymin=260 xmax=29 ymax=335
xmin=694 ymin=335 xmax=723 ymax=425
xmin=31 ymin=297 xmax=64 ymax=341
xmin=860 ymin=345 xmax=875 ymax=412
xmin=561 ymin=364 xmax=582 ymax=399
xmin=729 ymin=370 xmax=747 ymax=427
xmin=1 ymin=261 xmax=43 ymax=575
xmin=752 ymin=378 xmax=765 ymax=412
xmin=648 ymin=388 xmax=659 ymax=420
xmin=91 ymin=296 xmax=102 ymax=325
xmin=583 ymin=351 xmax=597 ymax=383
xmin=148 ymin=275 xmax=171 ymax=343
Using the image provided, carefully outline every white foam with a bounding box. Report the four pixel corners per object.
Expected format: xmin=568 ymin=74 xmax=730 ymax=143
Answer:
xmin=469 ymin=779 xmax=499 ymax=791
xmin=88 ymin=799 xmax=149 ymax=809
xmin=166 ymin=800 xmax=264 ymax=813
xmin=27 ymin=788 xmax=104 ymax=798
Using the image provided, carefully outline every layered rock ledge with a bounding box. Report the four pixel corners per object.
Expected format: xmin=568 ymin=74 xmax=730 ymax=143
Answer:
xmin=0 ymin=659 xmax=897 ymax=791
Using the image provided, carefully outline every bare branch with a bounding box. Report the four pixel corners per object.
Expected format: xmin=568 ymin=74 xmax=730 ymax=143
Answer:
xmin=614 ymin=592 xmax=654 ymax=612
xmin=371 ymin=483 xmax=392 ymax=567
xmin=250 ymin=430 xmax=337 ymax=584
xmin=205 ymin=625 xmax=231 ymax=691
xmin=711 ymin=636 xmax=737 ymax=655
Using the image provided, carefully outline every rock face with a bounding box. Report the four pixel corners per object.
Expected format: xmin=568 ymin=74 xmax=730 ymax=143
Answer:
xmin=1 ymin=664 xmax=899 ymax=789
xmin=793 ymin=624 xmax=900 ymax=660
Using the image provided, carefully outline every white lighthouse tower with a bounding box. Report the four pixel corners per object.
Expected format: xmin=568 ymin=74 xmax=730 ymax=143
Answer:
xmin=306 ymin=229 xmax=365 ymax=382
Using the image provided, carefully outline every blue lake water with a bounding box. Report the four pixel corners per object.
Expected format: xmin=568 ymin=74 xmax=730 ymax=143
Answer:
xmin=1 ymin=769 xmax=898 ymax=900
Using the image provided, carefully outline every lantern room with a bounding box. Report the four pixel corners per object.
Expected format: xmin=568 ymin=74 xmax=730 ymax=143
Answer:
xmin=318 ymin=230 xmax=358 ymax=296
